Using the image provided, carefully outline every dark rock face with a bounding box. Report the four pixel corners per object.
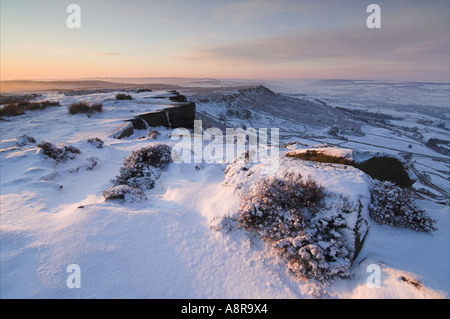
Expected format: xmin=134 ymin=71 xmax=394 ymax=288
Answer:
xmin=169 ymin=94 xmax=187 ymax=102
xmin=354 ymin=156 xmax=415 ymax=188
xmin=163 ymin=102 xmax=196 ymax=128
xmin=131 ymin=90 xmax=195 ymax=129
xmin=112 ymin=91 xmax=196 ymax=138
xmin=138 ymin=110 xmax=170 ymax=128
xmin=353 ymin=201 xmax=369 ymax=261
xmin=112 ymin=122 xmax=135 ymax=139
xmin=133 ymin=102 xmax=196 ymax=129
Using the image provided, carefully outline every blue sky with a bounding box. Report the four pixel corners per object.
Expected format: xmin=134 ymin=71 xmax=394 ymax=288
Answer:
xmin=1 ymin=0 xmax=449 ymax=81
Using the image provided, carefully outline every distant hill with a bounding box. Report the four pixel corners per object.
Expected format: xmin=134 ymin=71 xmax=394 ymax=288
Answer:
xmin=0 ymin=80 xmax=182 ymax=93
xmin=0 ymin=77 xmax=272 ymax=93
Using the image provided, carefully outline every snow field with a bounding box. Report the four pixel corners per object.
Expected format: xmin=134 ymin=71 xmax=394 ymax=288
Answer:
xmin=1 ymin=89 xmax=448 ymax=298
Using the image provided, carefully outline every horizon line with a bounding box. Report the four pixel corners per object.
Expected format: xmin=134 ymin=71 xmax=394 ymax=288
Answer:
xmin=1 ymin=76 xmax=449 ymax=84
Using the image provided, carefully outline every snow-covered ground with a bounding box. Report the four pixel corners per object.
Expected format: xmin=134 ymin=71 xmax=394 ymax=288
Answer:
xmin=1 ymin=85 xmax=448 ymax=299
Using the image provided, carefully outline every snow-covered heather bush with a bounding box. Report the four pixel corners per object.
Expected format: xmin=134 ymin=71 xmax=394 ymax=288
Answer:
xmin=147 ymin=129 xmax=160 ymax=140
xmin=370 ymin=180 xmax=437 ymax=232
xmin=15 ymin=135 xmax=36 ymax=146
xmin=115 ymin=144 xmax=172 ymax=190
xmin=216 ymin=171 xmax=359 ymax=282
xmin=274 ymin=194 xmax=357 ymax=281
xmin=37 ymin=141 xmax=81 ymax=163
xmin=123 ymin=144 xmax=172 ymax=170
xmin=87 ymin=137 xmax=104 ymax=148
xmin=236 ymin=172 xmax=325 ymax=236
xmin=86 ymin=156 xmax=99 ymax=170
xmin=103 ymin=185 xmax=147 ymax=203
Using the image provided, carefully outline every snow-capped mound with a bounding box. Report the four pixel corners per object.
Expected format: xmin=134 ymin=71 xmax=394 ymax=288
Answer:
xmin=220 ymin=155 xmax=372 ymax=282
xmin=0 ymin=134 xmax=36 ymax=151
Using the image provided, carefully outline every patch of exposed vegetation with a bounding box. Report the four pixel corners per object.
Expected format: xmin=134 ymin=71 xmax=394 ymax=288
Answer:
xmin=116 ymin=93 xmax=133 ymax=100
xmin=87 ymin=137 xmax=104 ymax=148
xmin=68 ymin=102 xmax=103 ymax=115
xmin=0 ymin=100 xmax=60 ymax=117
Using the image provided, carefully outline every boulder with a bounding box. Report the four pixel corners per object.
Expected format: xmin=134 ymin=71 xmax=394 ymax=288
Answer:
xmin=222 ymin=155 xmax=372 ymax=280
xmin=131 ymin=102 xmax=196 ymax=129
xmin=353 ymin=156 xmax=415 ymax=188
xmin=169 ymin=93 xmax=187 ymax=102
xmin=110 ymin=122 xmax=134 ymax=139
xmin=286 ymin=147 xmax=415 ymax=188
xmin=163 ymin=102 xmax=196 ymax=129
xmin=138 ymin=110 xmax=169 ymax=128
xmin=112 ymin=91 xmax=196 ymax=138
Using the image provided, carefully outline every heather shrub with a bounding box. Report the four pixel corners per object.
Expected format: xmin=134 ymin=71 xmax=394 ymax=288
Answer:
xmin=136 ymin=88 xmax=152 ymax=93
xmin=22 ymin=102 xmax=42 ymax=111
xmin=68 ymin=102 xmax=102 ymax=115
xmin=15 ymin=135 xmax=36 ymax=146
xmin=86 ymin=156 xmax=99 ymax=170
xmin=275 ymin=195 xmax=356 ymax=281
xmin=116 ymin=93 xmax=133 ymax=100
xmin=147 ymin=129 xmax=160 ymax=139
xmin=116 ymin=165 xmax=161 ymax=190
xmin=103 ymin=185 xmax=146 ymax=203
xmin=115 ymin=144 xmax=172 ymax=190
xmin=37 ymin=141 xmax=81 ymax=163
xmin=0 ymin=100 xmax=60 ymax=116
xmin=68 ymin=102 xmax=90 ymax=114
xmin=123 ymin=144 xmax=172 ymax=170
xmin=91 ymin=103 xmax=103 ymax=113
xmin=0 ymin=103 xmax=25 ymax=116
xmin=40 ymin=100 xmax=61 ymax=108
xmin=370 ymin=180 xmax=437 ymax=232
xmin=236 ymin=172 xmax=325 ymax=235
xmin=216 ymin=171 xmax=359 ymax=282
xmin=87 ymin=137 xmax=104 ymax=148
xmin=21 ymin=100 xmax=60 ymax=111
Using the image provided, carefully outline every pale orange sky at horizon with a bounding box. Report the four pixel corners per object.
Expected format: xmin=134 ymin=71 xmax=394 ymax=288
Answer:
xmin=1 ymin=0 xmax=449 ymax=82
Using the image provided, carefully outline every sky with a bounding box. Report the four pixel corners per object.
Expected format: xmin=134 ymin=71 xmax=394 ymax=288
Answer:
xmin=1 ymin=0 xmax=449 ymax=82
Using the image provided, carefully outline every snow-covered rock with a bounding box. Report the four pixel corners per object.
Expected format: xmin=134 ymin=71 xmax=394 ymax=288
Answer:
xmin=221 ymin=155 xmax=371 ymax=282
xmin=286 ymin=147 xmax=416 ymax=188
xmin=110 ymin=121 xmax=135 ymax=139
